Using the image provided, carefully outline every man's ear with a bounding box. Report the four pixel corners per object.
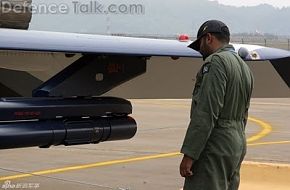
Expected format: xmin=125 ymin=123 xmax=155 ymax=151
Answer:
xmin=205 ymin=33 xmax=212 ymax=43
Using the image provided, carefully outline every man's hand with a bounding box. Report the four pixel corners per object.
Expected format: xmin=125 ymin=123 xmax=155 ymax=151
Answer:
xmin=179 ymin=154 xmax=194 ymax=177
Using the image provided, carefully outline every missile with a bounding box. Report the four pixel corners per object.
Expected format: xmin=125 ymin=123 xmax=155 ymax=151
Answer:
xmin=0 ymin=97 xmax=137 ymax=149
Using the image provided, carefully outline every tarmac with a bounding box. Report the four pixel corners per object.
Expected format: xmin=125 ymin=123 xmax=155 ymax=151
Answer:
xmin=0 ymin=98 xmax=289 ymax=190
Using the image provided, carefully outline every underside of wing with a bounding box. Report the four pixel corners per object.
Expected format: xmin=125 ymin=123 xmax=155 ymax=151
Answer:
xmin=0 ymin=29 xmax=289 ymax=94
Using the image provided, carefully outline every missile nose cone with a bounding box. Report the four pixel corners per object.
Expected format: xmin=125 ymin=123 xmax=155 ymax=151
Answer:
xmin=238 ymin=47 xmax=249 ymax=60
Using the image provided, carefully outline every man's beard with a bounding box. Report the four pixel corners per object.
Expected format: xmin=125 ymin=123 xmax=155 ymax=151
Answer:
xmin=200 ymin=43 xmax=211 ymax=61
xmin=201 ymin=51 xmax=210 ymax=61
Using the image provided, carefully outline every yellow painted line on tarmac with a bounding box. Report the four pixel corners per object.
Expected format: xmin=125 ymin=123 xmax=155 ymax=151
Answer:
xmin=0 ymin=152 xmax=181 ymax=181
xmin=148 ymin=102 xmax=273 ymax=143
xmin=247 ymin=117 xmax=272 ymax=143
xmin=1 ymin=140 xmax=290 ymax=181
xmin=248 ymin=140 xmax=290 ymax=146
xmin=133 ymin=101 xmax=273 ymax=143
xmin=1 ymin=140 xmax=289 ymax=182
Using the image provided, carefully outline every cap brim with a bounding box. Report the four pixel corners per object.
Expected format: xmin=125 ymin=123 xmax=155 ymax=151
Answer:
xmin=188 ymin=38 xmax=201 ymax=51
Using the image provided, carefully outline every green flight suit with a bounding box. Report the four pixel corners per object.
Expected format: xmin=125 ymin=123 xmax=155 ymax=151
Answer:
xmin=181 ymin=44 xmax=254 ymax=190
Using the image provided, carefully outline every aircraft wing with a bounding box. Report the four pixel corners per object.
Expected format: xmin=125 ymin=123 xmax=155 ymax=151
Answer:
xmin=0 ymin=28 xmax=290 ymax=61
xmin=0 ymin=29 xmax=200 ymax=57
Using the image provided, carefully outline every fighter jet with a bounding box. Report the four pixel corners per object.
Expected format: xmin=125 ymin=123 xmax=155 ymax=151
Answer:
xmin=0 ymin=29 xmax=289 ymax=149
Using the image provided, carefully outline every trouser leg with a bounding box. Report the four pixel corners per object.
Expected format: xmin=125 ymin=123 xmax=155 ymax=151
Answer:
xmin=227 ymin=164 xmax=241 ymax=190
xmin=228 ymin=144 xmax=246 ymax=190
xmin=183 ymin=153 xmax=229 ymax=190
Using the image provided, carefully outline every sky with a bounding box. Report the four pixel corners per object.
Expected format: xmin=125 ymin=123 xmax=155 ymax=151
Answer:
xmin=210 ymin=0 xmax=290 ymax=8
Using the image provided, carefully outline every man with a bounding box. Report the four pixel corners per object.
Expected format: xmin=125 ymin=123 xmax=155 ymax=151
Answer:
xmin=179 ymin=20 xmax=254 ymax=190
